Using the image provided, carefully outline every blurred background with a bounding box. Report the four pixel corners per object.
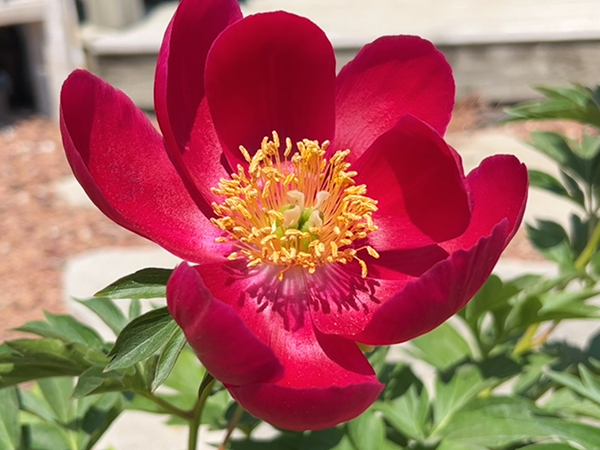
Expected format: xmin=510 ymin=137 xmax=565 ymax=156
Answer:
xmin=0 ymin=0 xmax=598 ymax=341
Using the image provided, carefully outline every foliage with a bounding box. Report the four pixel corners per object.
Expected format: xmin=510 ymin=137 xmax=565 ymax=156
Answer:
xmin=5 ymin=84 xmax=600 ymax=449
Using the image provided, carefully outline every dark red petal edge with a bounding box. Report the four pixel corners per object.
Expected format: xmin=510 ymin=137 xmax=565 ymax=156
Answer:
xmin=167 ymin=263 xmax=283 ymax=386
xmin=335 ymin=35 xmax=455 ymax=162
xmin=60 ymin=69 xmax=222 ymax=263
xmin=228 ymin=328 xmax=383 ymax=431
xmin=355 ymin=115 xmax=470 ymax=249
xmin=355 ymin=221 xmax=509 ymax=345
xmin=187 ymin=261 xmax=383 ymax=430
xmin=354 ymin=155 xmax=528 ymax=345
xmin=154 ymin=0 xmax=242 ymax=213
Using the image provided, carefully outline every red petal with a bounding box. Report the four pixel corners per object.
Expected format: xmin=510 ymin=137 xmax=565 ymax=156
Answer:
xmin=167 ymin=263 xmax=283 ymax=386
xmin=309 ymin=248 xmax=450 ymax=337
xmin=355 ymin=115 xmax=470 ymax=250
xmin=354 ymin=155 xmax=527 ymax=345
xmin=205 ymin=12 xmax=336 ymax=168
xmin=155 ymin=0 xmax=241 ymax=212
xmin=228 ymin=326 xmax=382 ymax=430
xmin=196 ymin=259 xmax=387 ymax=340
xmin=355 ymin=222 xmax=510 ymax=345
xmin=368 ymin=245 xmax=449 ymax=280
xmin=189 ymin=262 xmax=382 ymax=430
xmin=442 ymin=155 xmax=528 ymax=252
xmin=309 ymin=262 xmax=408 ymax=336
xmin=60 ymin=70 xmax=222 ymax=263
xmin=335 ymin=35 xmax=454 ymax=162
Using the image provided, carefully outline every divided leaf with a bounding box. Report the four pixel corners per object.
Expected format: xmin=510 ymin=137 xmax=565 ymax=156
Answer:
xmin=95 ymin=268 xmax=172 ymax=299
xmin=151 ymin=327 xmax=187 ymax=391
xmin=16 ymin=313 xmax=104 ymax=349
xmin=77 ymin=298 xmax=129 ymax=335
xmin=0 ymin=339 xmax=106 ymax=387
xmin=106 ymin=307 xmax=179 ymax=371
xmin=409 ymin=322 xmax=472 ymax=370
xmin=347 ymin=408 xmax=385 ymax=450
xmin=0 ymin=387 xmax=20 ymax=450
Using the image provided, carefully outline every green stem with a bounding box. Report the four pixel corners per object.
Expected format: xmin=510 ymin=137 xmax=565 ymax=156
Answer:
xmin=531 ymin=321 xmax=560 ymax=348
xmin=513 ymin=322 xmax=541 ymax=357
xmin=575 ymin=217 xmax=600 ymax=271
xmin=188 ymin=373 xmax=216 ymax=450
xmin=219 ymin=403 xmax=244 ymax=450
xmin=136 ymin=390 xmax=191 ymax=420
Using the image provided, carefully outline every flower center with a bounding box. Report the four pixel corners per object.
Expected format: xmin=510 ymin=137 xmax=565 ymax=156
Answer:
xmin=211 ymin=132 xmax=379 ymax=279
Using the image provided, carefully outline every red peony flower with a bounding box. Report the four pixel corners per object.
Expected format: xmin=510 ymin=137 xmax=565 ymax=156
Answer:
xmin=60 ymin=0 xmax=528 ymax=431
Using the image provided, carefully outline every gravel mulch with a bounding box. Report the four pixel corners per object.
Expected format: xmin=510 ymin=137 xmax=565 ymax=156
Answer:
xmin=1 ymin=115 xmax=147 ymax=342
xmin=0 ymin=101 xmax=553 ymax=342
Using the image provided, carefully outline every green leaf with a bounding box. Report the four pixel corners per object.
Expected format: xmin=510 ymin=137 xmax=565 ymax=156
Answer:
xmin=367 ymin=346 xmax=389 ymax=377
xmin=20 ymin=382 xmax=125 ymax=450
xmin=436 ymin=441 xmax=485 ymax=450
xmin=528 ymin=132 xmax=579 ymax=171
xmin=0 ymin=387 xmax=20 ymax=450
xmin=106 ymin=307 xmax=178 ymax=371
xmin=528 ymin=170 xmax=571 ymax=200
xmin=20 ymin=387 xmax=58 ymax=423
xmin=536 ymin=85 xmax=590 ymax=106
xmin=38 ymin=377 xmax=76 ymax=424
xmin=574 ymin=134 xmax=600 ymax=160
xmin=543 ymin=387 xmax=600 ymax=421
xmin=547 ymin=365 xmax=600 ymax=405
xmin=590 ymin=251 xmax=600 ymax=280
xmin=409 ymin=322 xmax=472 ymax=370
xmin=201 ymin=389 xmax=232 ymax=429
xmin=504 ymin=292 xmax=543 ymax=333
xmin=22 ymin=420 xmax=73 ymax=450
xmin=95 ymin=268 xmax=172 ymax=299
xmin=0 ymin=339 xmax=106 ymax=387
xmin=539 ymin=418 xmax=600 ymax=448
xmin=520 ymin=444 xmax=578 ymax=450
xmin=151 ymin=327 xmax=186 ymax=391
xmin=77 ymin=298 xmax=128 ymax=335
xmin=347 ymin=408 xmax=385 ymax=450
xmin=460 ymin=274 xmax=519 ymax=326
xmin=443 ymin=395 xmax=600 ymax=449
xmin=229 ymin=428 xmax=347 ymax=450
xmin=129 ymin=298 xmax=142 ymax=320
xmin=72 ymin=367 xmax=129 ymax=398
xmin=379 ymin=362 xmax=421 ymax=401
xmin=505 ymin=84 xmax=600 ymax=128
xmin=82 ymin=393 xmax=124 ymax=450
xmin=16 ymin=313 xmax=104 ymax=349
xmin=560 ymin=170 xmax=586 ymax=207
xmin=162 ymin=346 xmax=204 ymax=396
xmin=537 ymin=289 xmax=600 ymax=320
xmin=526 ymin=220 xmax=575 ymax=269
xmin=527 ymin=220 xmax=570 ymax=251
xmin=431 ymin=366 xmax=492 ymax=437
xmin=375 ymin=385 xmax=429 ymax=441
xmin=331 ymin=435 xmax=362 ymax=450
xmin=443 ymin=397 xmax=552 ymax=447
xmin=513 ymin=353 xmax=556 ymax=395
xmin=569 ymin=213 xmax=590 ymax=257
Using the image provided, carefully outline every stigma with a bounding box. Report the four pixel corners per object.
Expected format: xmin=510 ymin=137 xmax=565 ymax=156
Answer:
xmin=210 ymin=132 xmax=379 ymax=279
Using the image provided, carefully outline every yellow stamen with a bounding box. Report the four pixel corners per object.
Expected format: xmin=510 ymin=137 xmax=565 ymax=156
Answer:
xmin=211 ymin=132 xmax=379 ymax=278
